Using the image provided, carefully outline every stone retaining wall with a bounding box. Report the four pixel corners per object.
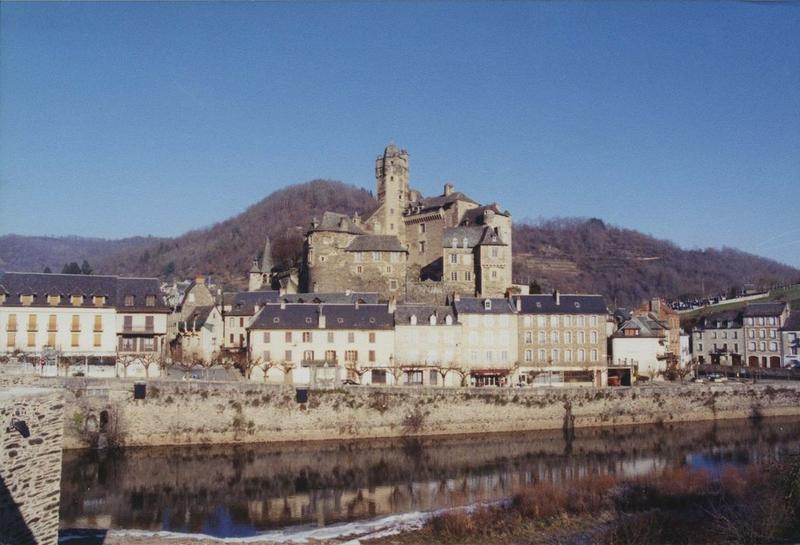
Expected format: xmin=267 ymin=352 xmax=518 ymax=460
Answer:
xmin=0 ymin=387 xmax=64 ymax=545
xmin=47 ymin=377 xmax=800 ymax=449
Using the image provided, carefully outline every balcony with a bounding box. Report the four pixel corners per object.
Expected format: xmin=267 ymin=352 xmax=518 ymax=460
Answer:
xmin=121 ymin=325 xmax=155 ymax=334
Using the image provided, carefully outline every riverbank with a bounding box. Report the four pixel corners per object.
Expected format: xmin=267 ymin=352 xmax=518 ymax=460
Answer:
xmin=3 ymin=376 xmax=794 ymax=449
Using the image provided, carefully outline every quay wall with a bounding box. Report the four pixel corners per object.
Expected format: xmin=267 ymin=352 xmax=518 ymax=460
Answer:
xmin=34 ymin=377 xmax=800 ymax=449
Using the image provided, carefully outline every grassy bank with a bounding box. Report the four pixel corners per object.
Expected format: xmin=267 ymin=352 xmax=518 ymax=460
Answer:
xmin=372 ymin=457 xmax=800 ymax=545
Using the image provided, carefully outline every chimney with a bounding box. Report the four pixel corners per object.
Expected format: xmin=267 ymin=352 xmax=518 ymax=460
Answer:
xmin=651 ymin=297 xmax=661 ymax=314
xmin=353 ymin=211 xmax=361 ymax=225
xmin=444 ymin=182 xmax=454 ymax=196
xmin=195 ymin=275 xmax=205 ymax=285
xmin=553 ymin=289 xmax=560 ymax=306
xmin=318 ymin=306 xmax=326 ymax=328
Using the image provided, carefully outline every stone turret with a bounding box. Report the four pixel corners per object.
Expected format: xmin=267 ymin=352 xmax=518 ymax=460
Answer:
xmin=373 ymin=143 xmax=410 ymax=236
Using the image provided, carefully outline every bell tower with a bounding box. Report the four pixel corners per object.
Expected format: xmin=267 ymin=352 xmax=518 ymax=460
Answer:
xmin=374 ymin=143 xmax=409 ymax=236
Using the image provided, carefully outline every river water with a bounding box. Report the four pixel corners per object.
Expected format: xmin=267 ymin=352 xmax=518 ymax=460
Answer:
xmin=59 ymin=417 xmax=800 ymax=539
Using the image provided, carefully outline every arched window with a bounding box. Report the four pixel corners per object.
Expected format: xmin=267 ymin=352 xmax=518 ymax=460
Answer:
xmin=445 ymin=315 xmax=453 ymax=325
xmin=484 ymin=299 xmax=492 ymax=310
xmin=410 ymin=315 xmax=417 ymax=325
xmin=430 ymin=314 xmax=437 ymax=325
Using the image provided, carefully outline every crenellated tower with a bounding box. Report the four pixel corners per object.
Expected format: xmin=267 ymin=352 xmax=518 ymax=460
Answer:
xmin=372 ymin=144 xmax=410 ymax=236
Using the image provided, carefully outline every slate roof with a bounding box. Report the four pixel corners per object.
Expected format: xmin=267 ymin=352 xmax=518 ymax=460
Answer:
xmin=409 ymin=191 xmax=478 ymax=214
xmin=395 ymin=304 xmax=457 ymax=325
xmin=460 ymin=203 xmax=510 ymax=226
xmin=177 ymin=305 xmax=215 ymax=331
xmin=313 ymin=212 xmax=366 ymax=235
xmin=443 ymin=226 xmax=485 ymax=248
xmin=249 ymin=303 xmax=393 ymax=330
xmin=613 ymin=315 xmax=668 ymax=338
xmin=454 ymin=297 xmax=517 ymax=315
xmin=700 ymin=310 xmax=743 ymax=329
xmin=346 ymin=235 xmax=407 ymax=253
xmin=514 ymin=294 xmax=608 ymax=315
xmin=0 ymin=272 xmax=168 ymax=312
xmin=226 ymin=290 xmax=281 ymax=316
xmin=784 ymin=311 xmax=800 ymax=332
xmin=281 ymin=292 xmax=379 ymax=305
xmin=744 ymin=302 xmax=787 ymax=318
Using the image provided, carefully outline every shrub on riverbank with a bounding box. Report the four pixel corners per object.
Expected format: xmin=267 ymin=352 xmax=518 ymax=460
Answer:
xmin=422 ymin=457 xmax=800 ymax=545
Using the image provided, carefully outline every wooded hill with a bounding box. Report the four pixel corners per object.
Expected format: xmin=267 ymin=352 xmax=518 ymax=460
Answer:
xmin=2 ymin=180 xmax=797 ymax=307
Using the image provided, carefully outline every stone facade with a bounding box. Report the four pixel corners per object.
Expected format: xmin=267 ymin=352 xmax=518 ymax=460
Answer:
xmin=0 ymin=387 xmax=64 ymax=545
xmin=302 ymin=145 xmax=513 ymax=301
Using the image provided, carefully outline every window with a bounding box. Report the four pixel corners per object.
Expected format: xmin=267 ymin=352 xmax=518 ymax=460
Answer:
xmin=93 ymin=295 xmax=105 ymax=306
xmin=327 ymin=331 xmax=334 ymax=343
xmin=283 ymin=331 xmax=292 ymax=343
xmin=93 ymin=315 xmax=103 ymax=332
xmin=550 ymin=316 xmax=559 ymax=327
xmin=463 ymin=237 xmax=469 ymax=248
xmin=451 ymin=271 xmax=458 ymax=281
xmin=354 ymin=252 xmax=362 ymax=263
xmin=538 ymin=331 xmax=546 ymax=344
xmin=565 ymin=349 xmax=572 ymax=362
xmin=145 ymin=295 xmax=156 ymax=307
xmin=325 ymin=350 xmax=336 ymax=362
xmin=91 ymin=333 xmax=101 ymax=348
xmin=284 ymin=350 xmax=293 ymax=362
xmin=591 ymin=349 xmax=598 ymax=362
xmin=70 ymin=295 xmax=84 ymax=306
xmin=451 ymin=239 xmax=458 ymax=250
xmin=525 ymin=331 xmax=533 ymax=344
xmin=20 ymin=294 xmax=33 ymax=306
xmin=404 ymin=370 xmax=423 ymax=385
xmin=46 ymin=314 xmax=56 ymax=332
xmin=302 ymin=331 xmax=312 ymax=343
xmin=345 ymin=350 xmax=358 ymax=362
xmin=372 ymin=252 xmax=380 ymax=262
xmin=565 ymin=331 xmax=572 ymax=343
xmin=450 ymin=253 xmax=458 ymax=264
xmin=229 ymin=333 xmax=234 ymax=344
xmin=759 ymin=341 xmax=766 ymax=351
xmin=484 ymin=299 xmax=492 ymax=310
xmin=263 ymin=332 xmax=271 ymax=343
xmin=525 ymin=350 xmax=533 ymax=362
xmin=47 ymin=332 xmax=56 ymax=347
xmin=371 ymin=369 xmax=387 ymax=384
xmin=348 ymin=332 xmax=355 ymax=343
xmin=578 ymin=349 xmax=585 ymax=362
xmin=145 ymin=316 xmax=154 ymax=332
xmin=749 ymin=341 xmax=756 ymax=351
xmin=6 ymin=332 xmax=15 ymax=347
xmin=390 ymin=252 xmax=399 ymax=263
xmin=551 ymin=349 xmax=559 ymax=362
xmin=590 ymin=331 xmax=598 ymax=344
xmin=470 ymin=350 xmax=479 ymax=362
xmin=124 ymin=295 xmax=134 ymax=307
xmin=485 ymin=351 xmax=493 ymax=362
xmin=501 ymin=350 xmax=509 ymax=362
xmin=578 ymin=331 xmax=585 ymax=344
xmin=239 ymin=317 xmax=244 ymax=327
xmin=538 ymin=349 xmax=546 ymax=361
xmin=464 ymin=271 xmax=472 ymax=281
xmin=27 ymin=331 xmax=36 ymax=347
xmin=577 ymin=316 xmax=585 ymax=327
xmin=303 ymin=350 xmax=315 ymax=362
xmin=71 ymin=315 xmax=81 ymax=332
xmin=491 ymin=270 xmax=497 ymax=279
xmin=390 ymin=279 xmax=398 ymax=290
xmin=262 ymin=350 xmax=271 ymax=361
xmin=769 ymin=341 xmax=778 ymax=352
xmin=551 ymin=330 xmax=559 ymax=343
xmin=419 ymin=223 xmax=426 ymax=234
xmin=369 ymin=350 xmax=376 ymax=362
xmin=356 ymin=266 xmax=363 ymax=274
xmin=47 ymin=294 xmax=60 ymax=306
xmin=71 ymin=332 xmax=79 ymax=347
xmin=590 ymin=316 xmax=597 ymax=326
xmin=27 ymin=314 xmax=37 ymax=332
xmin=369 ymin=332 xmax=376 ymax=343
xmin=491 ymin=247 xmax=499 ymax=258
xmin=418 ymin=241 xmax=425 ymax=254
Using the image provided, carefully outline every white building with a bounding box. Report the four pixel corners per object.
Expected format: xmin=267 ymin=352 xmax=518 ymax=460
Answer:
xmin=394 ymin=304 xmax=461 ymax=386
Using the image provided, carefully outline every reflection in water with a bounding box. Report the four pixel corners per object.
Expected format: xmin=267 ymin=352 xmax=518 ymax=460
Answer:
xmin=60 ymin=418 xmax=800 ymax=538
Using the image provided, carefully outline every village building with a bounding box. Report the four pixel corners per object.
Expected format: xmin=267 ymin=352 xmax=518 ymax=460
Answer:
xmin=514 ymin=292 xmax=609 ymax=387
xmin=303 ymin=144 xmax=513 ymax=302
xmin=743 ymin=302 xmax=791 ymax=368
xmin=692 ymin=310 xmax=744 ymax=366
xmin=246 ymin=302 xmax=395 ymax=386
xmin=611 ymin=314 xmax=672 ymax=380
xmin=783 ymin=311 xmax=800 ymax=367
xmin=394 ymin=304 xmax=461 ymax=386
xmin=0 ymin=272 xmax=168 ymax=377
xmin=453 ymin=296 xmax=518 ymax=387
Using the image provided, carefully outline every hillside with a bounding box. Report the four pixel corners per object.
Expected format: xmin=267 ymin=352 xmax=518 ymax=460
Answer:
xmin=0 ymin=234 xmax=165 ymax=274
xmin=2 ymin=181 xmax=797 ymax=306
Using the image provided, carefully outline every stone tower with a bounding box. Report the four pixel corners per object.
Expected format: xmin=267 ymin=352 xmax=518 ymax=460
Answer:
xmin=248 ymin=236 xmax=274 ymax=291
xmin=373 ymin=144 xmax=409 ymax=237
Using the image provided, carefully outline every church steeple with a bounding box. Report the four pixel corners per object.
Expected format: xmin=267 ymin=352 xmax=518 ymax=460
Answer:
xmin=249 ymin=236 xmax=274 ymax=291
xmin=261 ymin=236 xmax=273 ymax=273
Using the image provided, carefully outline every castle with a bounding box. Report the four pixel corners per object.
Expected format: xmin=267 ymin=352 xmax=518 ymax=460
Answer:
xmin=302 ymin=144 xmax=513 ymax=301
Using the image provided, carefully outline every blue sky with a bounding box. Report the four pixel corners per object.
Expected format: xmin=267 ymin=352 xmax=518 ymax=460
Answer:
xmin=1 ymin=1 xmax=798 ymax=267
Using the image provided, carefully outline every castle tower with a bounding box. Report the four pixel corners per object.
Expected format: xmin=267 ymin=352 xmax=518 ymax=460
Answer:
xmin=374 ymin=143 xmax=409 ymax=236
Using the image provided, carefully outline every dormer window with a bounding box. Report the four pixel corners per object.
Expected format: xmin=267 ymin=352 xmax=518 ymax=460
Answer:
xmin=429 ymin=314 xmax=437 ymax=325
xmin=20 ymin=294 xmax=34 ymax=306
xmin=369 ymin=317 xmax=376 ymax=324
xmin=452 ymin=238 xmax=458 ymax=248
xmin=71 ymin=294 xmax=83 ymax=306
xmin=124 ymin=295 xmax=135 ymax=307
xmin=47 ymin=294 xmax=61 ymax=306
xmin=145 ymin=295 xmax=156 ymax=307
xmin=93 ymin=295 xmax=106 ymax=307
xmin=574 ymin=302 xmax=581 ymax=309
xmin=463 ymin=237 xmax=469 ymax=248
xmin=410 ymin=315 xmax=417 ymax=325
xmin=337 ymin=317 xmax=344 ymax=324
xmin=305 ymin=317 xmax=312 ymax=324
xmin=0 ymin=293 xmax=5 ymax=304
xmin=273 ymin=317 xmax=280 ymax=323
xmin=484 ymin=299 xmax=492 ymax=310
xmin=445 ymin=315 xmax=453 ymax=325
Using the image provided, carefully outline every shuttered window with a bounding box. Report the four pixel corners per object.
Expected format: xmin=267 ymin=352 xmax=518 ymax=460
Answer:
xmin=93 ymin=333 xmax=102 ymax=347
xmin=71 ymin=332 xmax=79 ymax=347
xmin=7 ymin=314 xmax=17 ymax=332
xmin=94 ymin=315 xmax=103 ymax=332
xmin=71 ymin=315 xmax=80 ymax=332
xmin=27 ymin=332 xmax=36 ymax=347
xmin=27 ymin=315 xmax=37 ymax=331
xmin=6 ymin=332 xmax=16 ymax=347
xmin=48 ymin=315 xmax=57 ymax=331
xmin=47 ymin=332 xmax=56 ymax=347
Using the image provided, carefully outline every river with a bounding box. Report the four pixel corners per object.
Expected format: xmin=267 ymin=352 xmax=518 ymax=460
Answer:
xmin=59 ymin=417 xmax=800 ymax=540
